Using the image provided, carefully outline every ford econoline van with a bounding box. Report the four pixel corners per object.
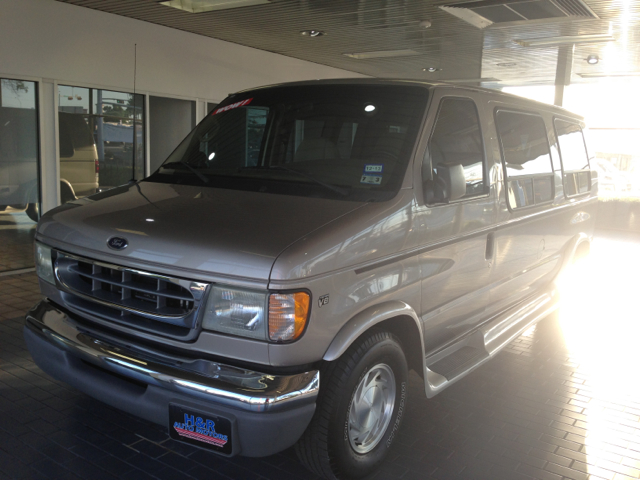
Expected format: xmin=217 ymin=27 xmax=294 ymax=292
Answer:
xmin=24 ymin=80 xmax=596 ymax=480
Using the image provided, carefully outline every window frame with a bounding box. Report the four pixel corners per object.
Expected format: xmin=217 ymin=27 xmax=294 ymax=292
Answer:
xmin=494 ymin=107 xmax=555 ymax=212
xmin=425 ymin=95 xmax=490 ymax=204
xmin=552 ymin=116 xmax=591 ymax=199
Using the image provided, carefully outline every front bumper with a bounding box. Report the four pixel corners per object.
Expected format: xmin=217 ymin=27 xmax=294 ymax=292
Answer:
xmin=23 ymin=300 xmax=319 ymax=457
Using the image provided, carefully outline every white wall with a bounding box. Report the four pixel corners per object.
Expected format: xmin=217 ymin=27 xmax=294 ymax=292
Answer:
xmin=0 ymin=0 xmax=364 ymax=102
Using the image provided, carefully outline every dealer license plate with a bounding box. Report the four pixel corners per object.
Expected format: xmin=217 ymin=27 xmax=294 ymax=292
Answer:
xmin=169 ymin=404 xmax=233 ymax=455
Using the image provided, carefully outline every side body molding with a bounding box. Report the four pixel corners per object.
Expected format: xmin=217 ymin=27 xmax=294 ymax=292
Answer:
xmin=322 ymin=301 xmax=424 ymax=362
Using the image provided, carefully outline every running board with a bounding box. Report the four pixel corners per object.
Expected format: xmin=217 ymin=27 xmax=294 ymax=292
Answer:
xmin=423 ymin=287 xmax=557 ymax=398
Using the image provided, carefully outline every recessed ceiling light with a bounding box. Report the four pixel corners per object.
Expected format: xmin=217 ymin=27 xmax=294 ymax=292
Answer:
xmin=423 ymin=67 xmax=441 ymax=73
xmin=586 ymin=55 xmax=599 ymax=65
xmin=418 ymin=20 xmax=432 ymax=29
xmin=300 ymin=30 xmax=325 ymax=37
xmin=160 ymin=0 xmax=270 ymax=13
xmin=364 ymin=104 xmax=376 ymax=112
xmin=208 ymin=152 xmax=216 ymax=160
xmin=514 ymin=34 xmax=615 ymax=47
xmin=497 ymin=62 xmax=517 ymax=67
xmin=343 ymin=49 xmax=422 ymax=59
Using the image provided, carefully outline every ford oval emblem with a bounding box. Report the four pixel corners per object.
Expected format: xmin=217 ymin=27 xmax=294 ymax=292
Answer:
xmin=107 ymin=236 xmax=128 ymax=250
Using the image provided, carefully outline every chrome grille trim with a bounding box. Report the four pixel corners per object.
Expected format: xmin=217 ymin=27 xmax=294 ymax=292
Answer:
xmin=54 ymin=251 xmax=208 ymax=326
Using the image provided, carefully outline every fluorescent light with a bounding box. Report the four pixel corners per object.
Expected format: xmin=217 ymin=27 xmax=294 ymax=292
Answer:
xmin=578 ymin=72 xmax=640 ymax=78
xmin=343 ymin=49 xmax=421 ymax=59
xmin=160 ymin=0 xmax=269 ymax=13
xmin=440 ymin=77 xmax=500 ymax=83
xmin=514 ymin=34 xmax=615 ymax=47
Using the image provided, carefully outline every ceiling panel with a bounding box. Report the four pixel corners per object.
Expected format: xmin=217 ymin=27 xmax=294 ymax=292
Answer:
xmin=54 ymin=0 xmax=640 ymax=87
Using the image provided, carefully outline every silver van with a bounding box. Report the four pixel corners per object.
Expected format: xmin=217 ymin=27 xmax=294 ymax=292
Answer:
xmin=25 ymin=80 xmax=596 ymax=480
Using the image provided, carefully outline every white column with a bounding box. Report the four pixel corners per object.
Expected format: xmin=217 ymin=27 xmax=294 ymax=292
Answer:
xmin=39 ymin=79 xmax=60 ymax=213
xmin=144 ymin=93 xmax=151 ymax=177
xmin=195 ymin=99 xmax=207 ymax=124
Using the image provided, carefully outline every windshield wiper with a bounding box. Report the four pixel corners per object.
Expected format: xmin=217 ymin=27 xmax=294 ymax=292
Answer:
xmin=269 ymin=165 xmax=349 ymax=196
xmin=161 ymin=161 xmax=209 ymax=184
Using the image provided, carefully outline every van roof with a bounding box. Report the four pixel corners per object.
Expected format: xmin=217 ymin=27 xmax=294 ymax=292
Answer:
xmin=233 ymin=78 xmax=583 ymax=121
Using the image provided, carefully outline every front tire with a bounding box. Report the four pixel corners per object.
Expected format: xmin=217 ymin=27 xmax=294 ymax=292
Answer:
xmin=296 ymin=330 xmax=408 ymax=480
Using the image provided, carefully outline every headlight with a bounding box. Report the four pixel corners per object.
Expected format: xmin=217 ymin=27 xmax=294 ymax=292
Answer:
xmin=34 ymin=243 xmax=55 ymax=285
xmin=202 ymin=287 xmax=268 ymax=340
xmin=202 ymin=287 xmax=310 ymax=342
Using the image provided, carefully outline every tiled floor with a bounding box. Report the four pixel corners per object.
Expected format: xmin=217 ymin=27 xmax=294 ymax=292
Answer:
xmin=1 ymin=230 xmax=640 ymax=480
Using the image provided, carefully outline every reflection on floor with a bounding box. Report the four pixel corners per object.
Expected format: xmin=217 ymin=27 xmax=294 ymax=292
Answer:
xmin=0 ymin=207 xmax=36 ymax=272
xmin=0 ymin=229 xmax=639 ymax=480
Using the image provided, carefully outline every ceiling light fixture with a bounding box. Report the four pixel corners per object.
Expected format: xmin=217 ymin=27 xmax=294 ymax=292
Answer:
xmin=514 ymin=34 xmax=615 ymax=47
xmin=441 ymin=77 xmax=500 ymax=83
xmin=343 ymin=49 xmax=422 ymax=59
xmin=586 ymin=55 xmax=599 ymax=65
xmin=497 ymin=62 xmax=517 ymax=67
xmin=300 ymin=30 xmax=325 ymax=37
xmin=423 ymin=67 xmax=441 ymax=73
xmin=578 ymin=72 xmax=640 ymax=78
xmin=160 ymin=0 xmax=270 ymax=13
xmin=418 ymin=20 xmax=432 ymax=29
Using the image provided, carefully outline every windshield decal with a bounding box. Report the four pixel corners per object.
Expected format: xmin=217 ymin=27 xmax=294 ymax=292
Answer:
xmin=361 ymin=174 xmax=382 ymax=185
xmin=364 ymin=164 xmax=384 ymax=174
xmin=212 ymin=98 xmax=253 ymax=115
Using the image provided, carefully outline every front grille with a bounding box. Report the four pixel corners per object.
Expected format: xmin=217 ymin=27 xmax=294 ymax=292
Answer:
xmin=54 ymin=252 xmax=208 ymax=338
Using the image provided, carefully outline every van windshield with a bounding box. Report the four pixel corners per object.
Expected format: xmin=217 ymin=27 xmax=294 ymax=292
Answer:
xmin=146 ymin=84 xmax=428 ymax=202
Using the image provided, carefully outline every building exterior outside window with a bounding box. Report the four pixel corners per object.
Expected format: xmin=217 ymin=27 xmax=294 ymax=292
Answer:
xmin=58 ymin=86 xmax=145 ymax=203
xmin=0 ymin=78 xmax=39 ymax=272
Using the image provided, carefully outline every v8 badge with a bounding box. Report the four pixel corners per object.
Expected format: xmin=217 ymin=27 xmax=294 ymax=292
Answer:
xmin=318 ymin=294 xmax=329 ymax=308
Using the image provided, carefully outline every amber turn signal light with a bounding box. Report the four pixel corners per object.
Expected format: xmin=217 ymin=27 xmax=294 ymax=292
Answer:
xmin=268 ymin=292 xmax=310 ymax=342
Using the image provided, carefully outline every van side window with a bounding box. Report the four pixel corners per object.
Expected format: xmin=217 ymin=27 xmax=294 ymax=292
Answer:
xmin=554 ymin=119 xmax=590 ymax=196
xmin=495 ymin=110 xmax=554 ymax=209
xmin=428 ymin=98 xmax=486 ymax=199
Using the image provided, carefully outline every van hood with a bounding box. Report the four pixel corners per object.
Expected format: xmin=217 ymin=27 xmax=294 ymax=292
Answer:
xmin=37 ymin=181 xmax=365 ymax=282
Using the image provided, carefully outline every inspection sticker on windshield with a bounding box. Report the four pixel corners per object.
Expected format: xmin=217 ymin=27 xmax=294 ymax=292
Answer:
xmin=212 ymin=98 xmax=253 ymax=115
xmin=364 ymin=164 xmax=384 ymax=174
xmin=361 ymin=174 xmax=382 ymax=185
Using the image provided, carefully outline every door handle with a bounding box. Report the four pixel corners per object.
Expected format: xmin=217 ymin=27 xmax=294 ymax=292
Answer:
xmin=485 ymin=232 xmax=495 ymax=263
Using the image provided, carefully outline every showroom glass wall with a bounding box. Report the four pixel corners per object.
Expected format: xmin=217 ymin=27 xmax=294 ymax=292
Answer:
xmin=0 ymin=80 xmax=212 ymax=274
xmin=0 ymin=78 xmax=40 ymax=272
xmin=58 ymin=85 xmax=145 ymax=203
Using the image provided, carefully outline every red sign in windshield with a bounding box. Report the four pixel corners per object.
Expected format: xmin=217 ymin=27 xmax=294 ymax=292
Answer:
xmin=212 ymin=98 xmax=253 ymax=115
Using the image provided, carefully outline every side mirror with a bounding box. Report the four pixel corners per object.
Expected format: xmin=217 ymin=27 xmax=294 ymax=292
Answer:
xmin=440 ymin=164 xmax=466 ymax=201
xmin=424 ymin=164 xmax=466 ymax=204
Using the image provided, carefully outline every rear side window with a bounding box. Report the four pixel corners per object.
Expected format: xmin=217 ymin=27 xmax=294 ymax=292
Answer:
xmin=496 ymin=110 xmax=554 ymax=209
xmin=554 ymin=119 xmax=590 ymax=196
xmin=428 ymin=97 xmax=486 ymax=199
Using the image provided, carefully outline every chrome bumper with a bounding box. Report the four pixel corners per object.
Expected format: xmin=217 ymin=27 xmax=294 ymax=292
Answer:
xmin=25 ymin=300 xmax=319 ymax=413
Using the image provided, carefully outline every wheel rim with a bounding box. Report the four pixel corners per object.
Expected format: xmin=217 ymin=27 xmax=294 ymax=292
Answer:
xmin=347 ymin=363 xmax=396 ymax=454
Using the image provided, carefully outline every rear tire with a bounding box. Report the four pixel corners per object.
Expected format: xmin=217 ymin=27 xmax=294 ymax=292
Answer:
xmin=295 ymin=330 xmax=408 ymax=480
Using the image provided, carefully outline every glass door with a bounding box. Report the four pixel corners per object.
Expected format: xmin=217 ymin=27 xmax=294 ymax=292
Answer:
xmin=0 ymin=78 xmax=39 ymax=272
